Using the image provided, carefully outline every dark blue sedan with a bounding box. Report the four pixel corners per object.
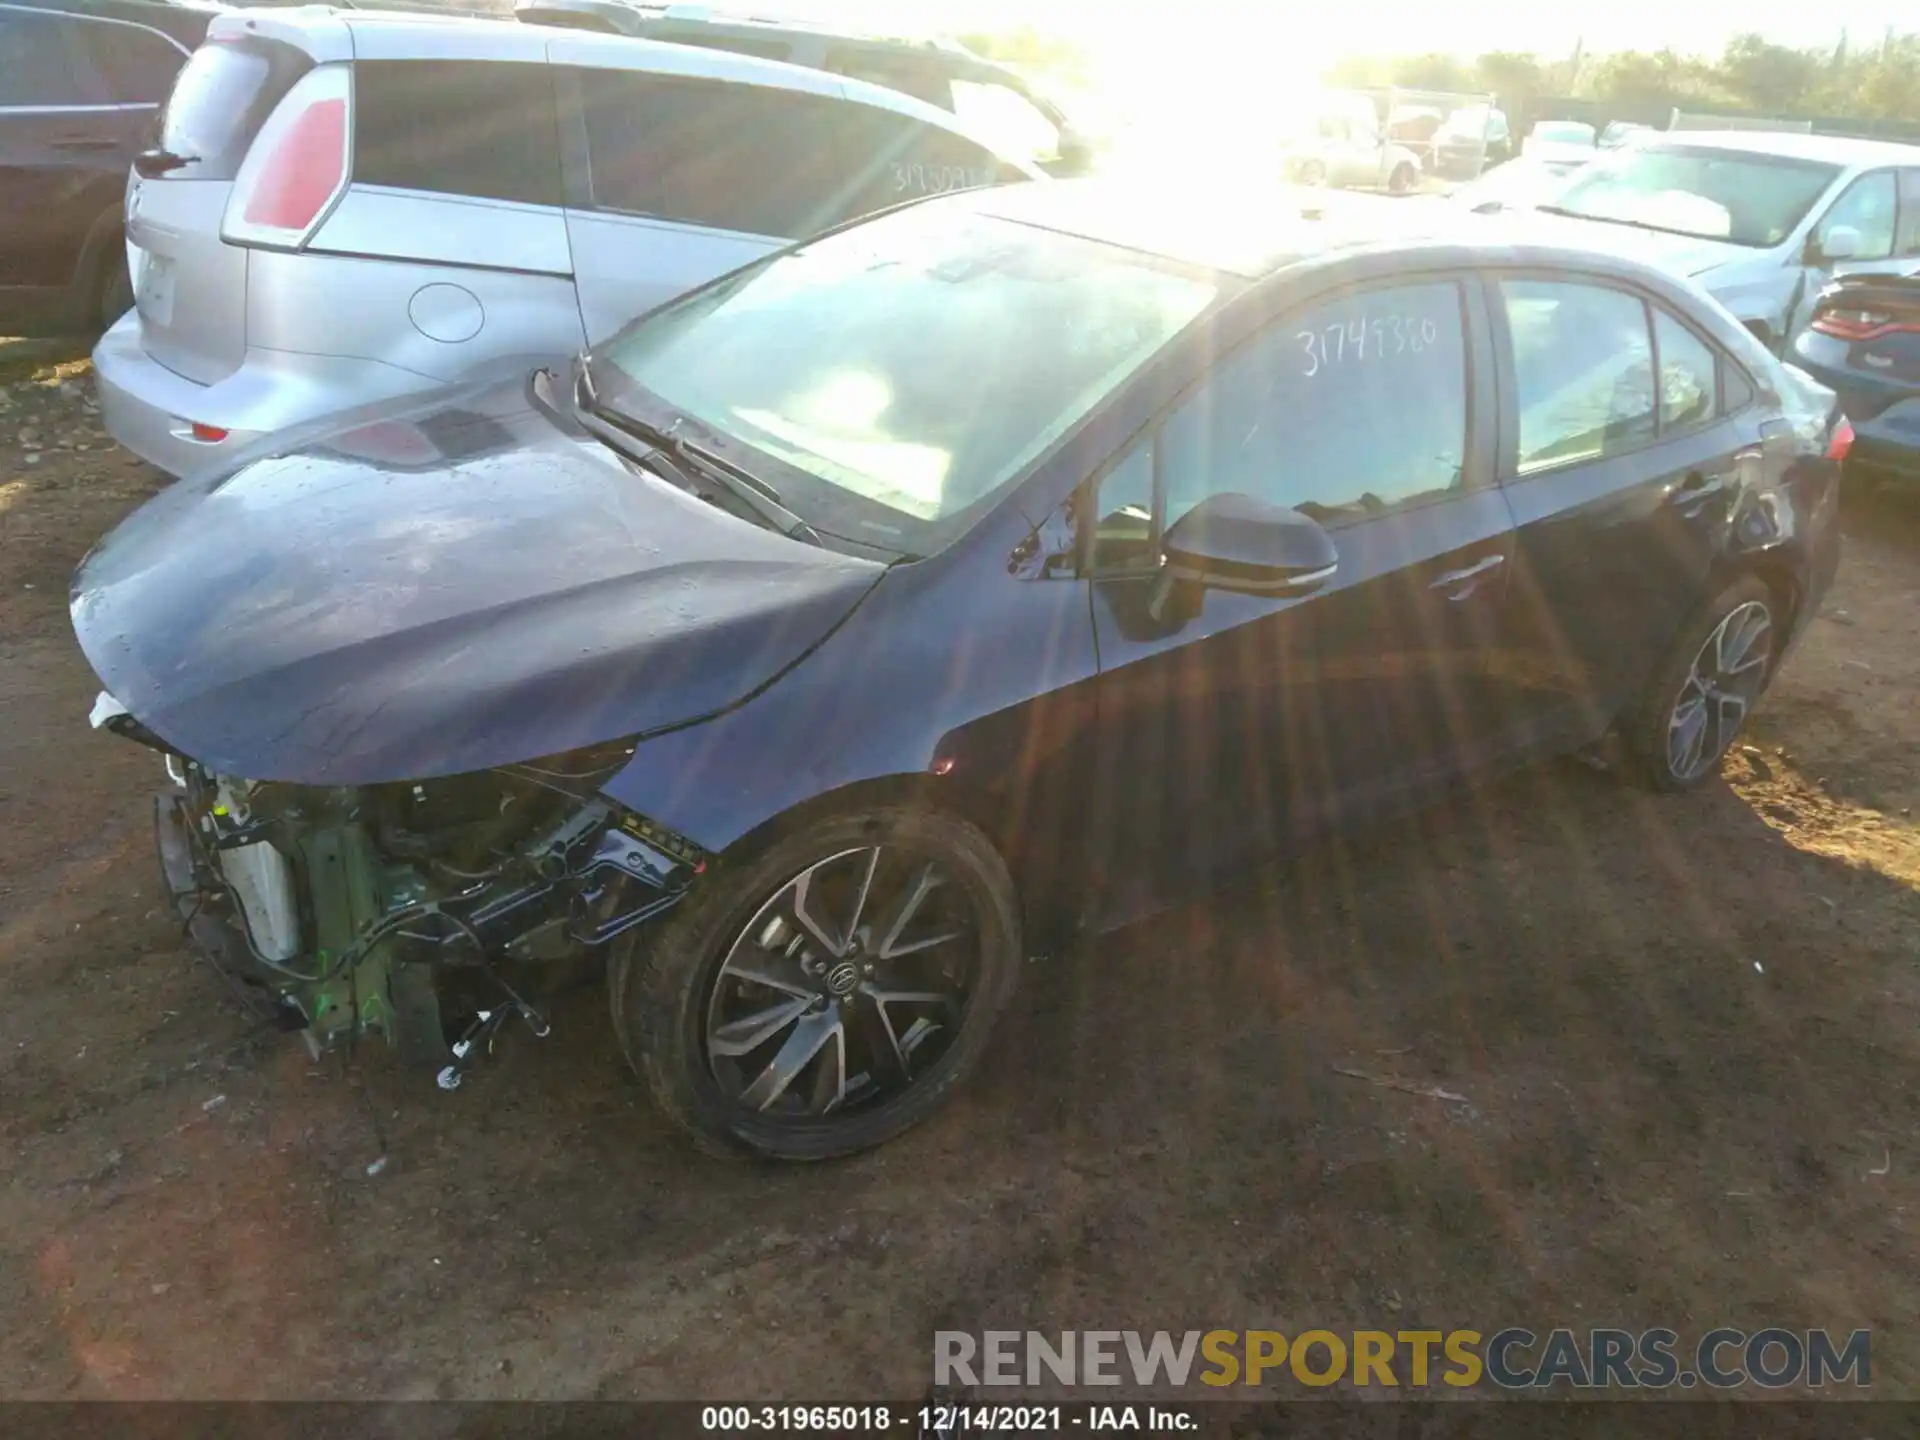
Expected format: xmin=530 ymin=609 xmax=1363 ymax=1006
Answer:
xmin=1791 ymin=270 xmax=1920 ymax=492
xmin=73 ymin=183 xmax=1846 ymax=1159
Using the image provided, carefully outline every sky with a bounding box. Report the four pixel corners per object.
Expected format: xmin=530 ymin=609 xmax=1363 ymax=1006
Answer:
xmin=758 ymin=0 xmax=1915 ymax=59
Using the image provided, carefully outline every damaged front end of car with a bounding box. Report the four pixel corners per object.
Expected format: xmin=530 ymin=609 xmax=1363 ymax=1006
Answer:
xmin=128 ymin=718 xmax=704 ymax=1083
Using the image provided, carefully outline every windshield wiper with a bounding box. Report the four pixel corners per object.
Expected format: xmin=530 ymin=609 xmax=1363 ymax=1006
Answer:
xmin=1535 ymin=204 xmax=1750 ymax=245
xmin=573 ymin=358 xmax=823 ymax=545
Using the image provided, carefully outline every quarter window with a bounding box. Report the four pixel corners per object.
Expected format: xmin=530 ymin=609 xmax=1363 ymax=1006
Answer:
xmin=1653 ymin=308 xmax=1718 ymax=433
xmin=1501 ymin=280 xmax=1655 ymax=475
xmin=354 ymin=61 xmax=562 ymax=208
xmin=1157 ymin=282 xmax=1469 ymax=531
xmin=1816 ymin=171 xmax=1896 ymax=261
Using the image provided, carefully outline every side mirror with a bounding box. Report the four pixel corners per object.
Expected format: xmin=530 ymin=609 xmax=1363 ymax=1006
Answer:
xmin=1161 ymin=492 xmax=1339 ymax=596
xmin=1813 ymin=224 xmax=1861 ymax=263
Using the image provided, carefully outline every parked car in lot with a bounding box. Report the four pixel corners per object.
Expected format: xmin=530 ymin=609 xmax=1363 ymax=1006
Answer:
xmin=1282 ymin=91 xmax=1424 ymax=193
xmin=0 ymin=0 xmax=209 ymax=335
xmin=1521 ymin=119 xmax=1596 ymax=169
xmin=73 ymin=181 xmax=1845 ymax=1159
xmin=91 ymin=7 xmax=1043 ymax=477
xmin=1791 ymin=270 xmax=1920 ymax=491
xmin=512 ymin=0 xmax=1093 ymax=177
xmin=1600 ymin=120 xmax=1656 ymax=149
xmin=1515 ymin=131 xmax=1920 ymax=351
xmin=1428 ymin=104 xmax=1511 ymax=178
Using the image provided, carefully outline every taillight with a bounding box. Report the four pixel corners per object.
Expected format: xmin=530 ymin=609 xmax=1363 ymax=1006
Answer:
xmin=221 ymin=64 xmax=351 ymax=248
xmin=1827 ymin=416 xmax=1855 ymax=462
xmin=1810 ymin=306 xmax=1920 ymax=342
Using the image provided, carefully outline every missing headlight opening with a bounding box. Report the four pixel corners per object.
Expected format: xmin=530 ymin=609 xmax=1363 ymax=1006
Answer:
xmin=149 ymin=742 xmax=703 ymax=1085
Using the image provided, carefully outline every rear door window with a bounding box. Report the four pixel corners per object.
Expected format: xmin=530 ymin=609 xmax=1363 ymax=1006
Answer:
xmin=580 ymin=69 xmax=864 ymax=238
xmin=1499 ymin=280 xmax=1656 ymax=475
xmin=156 ymin=36 xmax=308 ymax=180
xmin=354 ymin=60 xmax=561 ymax=207
xmin=0 ymin=8 xmax=100 ymax=108
xmin=79 ymin=19 xmax=188 ymax=105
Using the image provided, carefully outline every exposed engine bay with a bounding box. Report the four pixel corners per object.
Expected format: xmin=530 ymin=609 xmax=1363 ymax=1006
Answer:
xmin=141 ymin=729 xmax=703 ymax=1086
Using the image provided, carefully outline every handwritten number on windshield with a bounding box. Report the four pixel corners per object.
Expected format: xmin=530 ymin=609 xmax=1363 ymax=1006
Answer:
xmin=1297 ymin=315 xmax=1438 ymax=376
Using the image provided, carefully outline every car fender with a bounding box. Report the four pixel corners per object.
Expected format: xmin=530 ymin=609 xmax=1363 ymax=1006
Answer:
xmin=1703 ymin=266 xmax=1796 ymax=341
xmin=600 ymin=505 xmax=1103 ymax=901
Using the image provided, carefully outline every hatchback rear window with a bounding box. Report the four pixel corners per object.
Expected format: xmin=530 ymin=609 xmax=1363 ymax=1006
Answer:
xmin=353 ymin=60 xmax=562 ymax=208
xmin=157 ymin=36 xmax=309 ymax=181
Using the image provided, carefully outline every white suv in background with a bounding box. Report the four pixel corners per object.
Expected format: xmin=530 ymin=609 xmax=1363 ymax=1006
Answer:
xmin=94 ymin=8 xmax=1044 ymax=476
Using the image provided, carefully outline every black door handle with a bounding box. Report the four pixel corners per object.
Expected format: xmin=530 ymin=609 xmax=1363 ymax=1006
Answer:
xmin=51 ymin=135 xmax=119 ymax=152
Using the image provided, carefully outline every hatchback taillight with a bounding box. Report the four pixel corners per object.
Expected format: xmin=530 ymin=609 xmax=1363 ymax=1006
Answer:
xmin=221 ymin=64 xmax=351 ymax=248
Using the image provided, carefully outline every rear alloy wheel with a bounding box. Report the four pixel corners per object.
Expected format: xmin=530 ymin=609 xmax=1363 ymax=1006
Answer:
xmin=612 ymin=807 xmax=1020 ymax=1160
xmin=1625 ymin=577 xmax=1776 ymax=791
xmin=1388 ymin=163 xmax=1417 ymax=195
xmin=1296 ymin=159 xmax=1327 ymax=187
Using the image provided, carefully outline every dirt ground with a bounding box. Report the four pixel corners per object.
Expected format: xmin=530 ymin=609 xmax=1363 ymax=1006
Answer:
xmin=2 ymin=336 xmax=1917 ymax=1402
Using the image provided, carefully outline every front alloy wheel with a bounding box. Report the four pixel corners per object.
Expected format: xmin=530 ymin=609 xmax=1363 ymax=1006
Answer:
xmin=612 ymin=807 xmax=1020 ymax=1159
xmin=706 ymin=846 xmax=975 ymax=1117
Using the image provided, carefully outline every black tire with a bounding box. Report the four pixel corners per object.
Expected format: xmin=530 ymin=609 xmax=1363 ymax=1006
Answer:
xmin=1622 ymin=576 xmax=1777 ymax=792
xmin=1388 ymin=163 xmax=1416 ymax=195
xmin=96 ymin=244 xmax=134 ymax=331
xmin=610 ymin=805 xmax=1021 ymax=1161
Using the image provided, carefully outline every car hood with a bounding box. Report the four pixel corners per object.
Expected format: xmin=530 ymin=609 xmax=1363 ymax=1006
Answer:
xmin=1512 ymin=210 xmax=1757 ymax=276
xmin=70 ymin=375 xmax=885 ymax=785
xmin=1522 ymin=142 xmax=1595 ymax=169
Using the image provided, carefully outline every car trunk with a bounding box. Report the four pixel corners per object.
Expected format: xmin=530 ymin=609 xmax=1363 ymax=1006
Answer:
xmin=130 ymin=34 xmax=313 ymax=386
xmin=127 ymin=175 xmax=250 ymax=384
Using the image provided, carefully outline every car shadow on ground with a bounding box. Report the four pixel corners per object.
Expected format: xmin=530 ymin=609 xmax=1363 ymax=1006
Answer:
xmin=103 ymin=736 xmax=1896 ymax=1398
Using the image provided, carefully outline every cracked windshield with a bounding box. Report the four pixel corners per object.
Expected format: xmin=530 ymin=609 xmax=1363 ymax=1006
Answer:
xmin=3 ymin=0 xmax=1920 ymax=1430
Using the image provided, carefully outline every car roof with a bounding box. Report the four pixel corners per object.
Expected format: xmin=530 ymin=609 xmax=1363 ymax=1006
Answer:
xmin=966 ymin=179 xmax=1699 ymax=284
xmin=518 ymin=0 xmax=984 ymax=64
xmin=204 ymin=5 xmax=1043 ymax=170
xmin=966 ymin=182 xmax=1472 ymax=278
xmin=1648 ymin=129 xmax=1920 ymax=167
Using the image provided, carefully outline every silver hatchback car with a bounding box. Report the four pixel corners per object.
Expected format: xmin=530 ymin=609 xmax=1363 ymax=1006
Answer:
xmin=94 ymin=8 xmax=1043 ymax=475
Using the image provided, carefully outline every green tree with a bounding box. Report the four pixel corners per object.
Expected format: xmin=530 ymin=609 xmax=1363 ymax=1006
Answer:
xmin=1719 ymin=33 xmax=1821 ymax=114
xmin=1475 ymin=51 xmax=1546 ymax=112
